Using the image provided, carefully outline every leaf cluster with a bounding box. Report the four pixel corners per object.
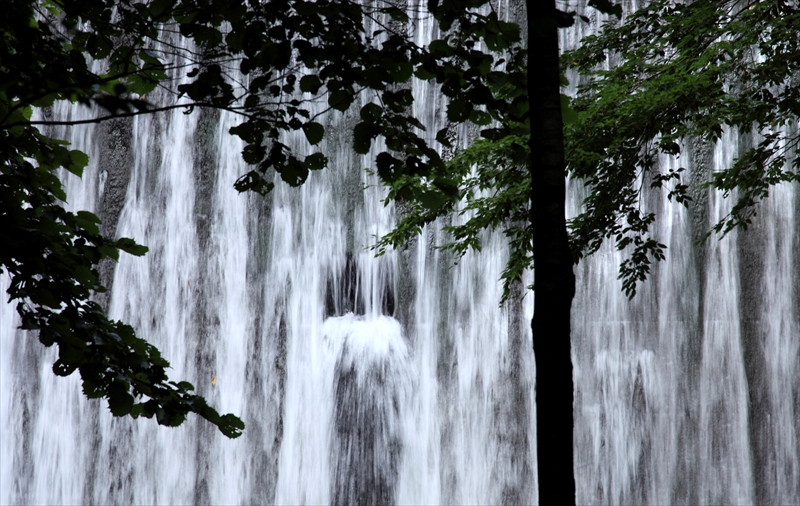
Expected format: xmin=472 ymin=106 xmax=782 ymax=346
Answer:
xmin=0 ymin=0 xmax=528 ymax=434
xmin=348 ymin=1 xmax=529 ymax=208
xmin=563 ymin=0 xmax=800 ymax=296
xmin=375 ymin=134 xmax=531 ymax=304
xmin=0 ymin=117 xmax=243 ymax=438
xmin=371 ymin=1 xmax=638 ymax=303
xmin=0 ymin=0 xmax=257 ymax=437
xmin=378 ymin=0 xmax=800 ymax=300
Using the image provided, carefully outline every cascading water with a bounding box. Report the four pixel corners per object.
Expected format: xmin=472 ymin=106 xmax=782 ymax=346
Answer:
xmin=562 ymin=4 xmax=800 ymax=504
xmin=2 ymin=1 xmax=799 ymax=504
xmin=2 ymin=3 xmax=536 ymax=504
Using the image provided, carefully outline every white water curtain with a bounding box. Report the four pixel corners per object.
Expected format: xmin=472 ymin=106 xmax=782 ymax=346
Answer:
xmin=2 ymin=1 xmax=799 ymax=504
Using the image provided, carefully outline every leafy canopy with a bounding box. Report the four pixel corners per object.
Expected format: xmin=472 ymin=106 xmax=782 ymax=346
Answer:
xmin=1 ymin=0 xmax=535 ymax=435
xmin=567 ymin=0 xmax=800 ymax=296
xmin=380 ymin=0 xmax=800 ymax=299
xmin=2 ymin=0 xmax=245 ymax=437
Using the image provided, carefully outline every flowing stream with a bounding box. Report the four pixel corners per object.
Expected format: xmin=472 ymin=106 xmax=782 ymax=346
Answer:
xmin=2 ymin=1 xmax=799 ymax=504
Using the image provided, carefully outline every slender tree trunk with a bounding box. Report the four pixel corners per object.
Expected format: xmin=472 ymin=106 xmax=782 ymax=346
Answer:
xmin=526 ymin=0 xmax=576 ymax=503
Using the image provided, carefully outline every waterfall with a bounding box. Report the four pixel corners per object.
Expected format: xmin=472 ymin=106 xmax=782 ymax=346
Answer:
xmin=2 ymin=1 xmax=799 ymax=504
xmin=562 ymin=4 xmax=800 ymax=504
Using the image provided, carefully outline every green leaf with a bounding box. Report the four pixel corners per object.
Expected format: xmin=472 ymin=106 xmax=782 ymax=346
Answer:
xmin=218 ymin=413 xmax=245 ymax=438
xmin=67 ymin=150 xmax=89 ymax=177
xmin=176 ymin=381 xmax=195 ymax=391
xmin=244 ymin=94 xmax=260 ymax=108
xmin=305 ymin=152 xmax=328 ymax=170
xmin=561 ymin=94 xmax=579 ymax=126
xmin=382 ymin=6 xmax=409 ymax=23
xmin=116 ymin=238 xmax=148 ymax=256
xmin=360 ymin=103 xmax=382 ymax=122
xmin=588 ymin=0 xmax=622 ymax=18
xmin=328 ymin=90 xmax=353 ymax=111
xmin=353 ymin=122 xmax=374 ymax=154
xmin=242 ymin=143 xmax=266 ymax=164
xmin=416 ymin=189 xmax=449 ymax=210
xmin=480 ymin=128 xmax=505 ymax=141
xmin=391 ymin=62 xmax=413 ymax=83
xmin=414 ymin=66 xmax=435 ymax=80
xmin=376 ymin=152 xmax=402 ymax=182
xmin=302 ymin=122 xmax=324 ymax=145
xmin=469 ymin=110 xmax=492 ymax=126
xmin=432 ymin=178 xmax=460 ymax=200
xmin=436 ymin=127 xmax=452 ymax=147
xmin=299 ymin=74 xmax=322 ymax=94
xmin=82 ymin=379 xmax=104 ymax=399
xmin=447 ymin=98 xmax=470 ymax=122
xmin=53 ymin=359 xmax=78 ymax=376
xmin=75 ymin=210 xmax=101 ymax=235
xmin=234 ymin=170 xmax=273 ymax=195
xmin=97 ymin=244 xmax=120 ymax=261
xmin=429 ymin=39 xmax=452 ymax=58
xmin=107 ymin=381 xmax=134 ymax=416
xmin=126 ymin=72 xmax=160 ymax=96
xmin=280 ymin=158 xmax=309 ymax=186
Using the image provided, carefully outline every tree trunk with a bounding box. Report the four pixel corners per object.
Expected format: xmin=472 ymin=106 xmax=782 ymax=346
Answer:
xmin=525 ymin=0 xmax=577 ymax=503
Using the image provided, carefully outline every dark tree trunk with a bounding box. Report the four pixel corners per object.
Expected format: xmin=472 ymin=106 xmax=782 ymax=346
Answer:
xmin=526 ymin=0 xmax=577 ymax=503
